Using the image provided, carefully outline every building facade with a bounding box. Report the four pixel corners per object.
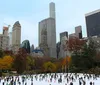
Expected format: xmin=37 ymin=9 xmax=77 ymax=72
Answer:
xmin=3 ymin=26 xmax=9 ymax=36
xmin=0 ymin=34 xmax=9 ymax=50
xmin=39 ymin=18 xmax=56 ymax=58
xmin=30 ymin=44 xmax=34 ymax=53
xmin=8 ymin=32 xmax=12 ymax=50
xmin=59 ymin=32 xmax=68 ymax=58
xmin=69 ymin=33 xmax=77 ymax=39
xmin=21 ymin=40 xmax=30 ymax=53
xmin=60 ymin=32 xmax=68 ymax=42
xmin=39 ymin=2 xmax=56 ymax=58
xmin=85 ymin=9 xmax=100 ymax=37
xmin=75 ymin=26 xmax=82 ymax=39
xmin=12 ymin=21 xmax=21 ymax=53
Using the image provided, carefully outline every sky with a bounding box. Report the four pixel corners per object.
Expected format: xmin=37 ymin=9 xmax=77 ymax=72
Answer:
xmin=0 ymin=0 xmax=100 ymax=47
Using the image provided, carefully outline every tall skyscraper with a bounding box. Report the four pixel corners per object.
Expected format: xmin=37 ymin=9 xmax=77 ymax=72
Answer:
xmin=39 ymin=2 xmax=56 ymax=58
xmin=75 ymin=26 xmax=82 ymax=39
xmin=39 ymin=18 xmax=56 ymax=57
xmin=12 ymin=21 xmax=21 ymax=53
xmin=59 ymin=32 xmax=68 ymax=58
xmin=49 ymin=2 xmax=56 ymax=19
xmin=85 ymin=9 xmax=100 ymax=37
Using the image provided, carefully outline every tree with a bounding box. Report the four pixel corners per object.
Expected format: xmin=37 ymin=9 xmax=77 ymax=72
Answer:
xmin=71 ymin=39 xmax=96 ymax=72
xmin=61 ymin=56 xmax=71 ymax=72
xmin=0 ymin=56 xmax=14 ymax=70
xmin=43 ymin=61 xmax=56 ymax=72
xmin=13 ymin=48 xmax=27 ymax=74
xmin=3 ymin=50 xmax=13 ymax=56
xmin=0 ymin=49 xmax=4 ymax=58
xmin=68 ymin=37 xmax=86 ymax=52
xmin=33 ymin=56 xmax=50 ymax=70
xmin=26 ymin=56 xmax=34 ymax=70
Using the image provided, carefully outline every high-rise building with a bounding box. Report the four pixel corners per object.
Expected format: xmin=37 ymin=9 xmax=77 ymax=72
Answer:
xmin=69 ymin=33 xmax=77 ymax=39
xmin=39 ymin=2 xmax=56 ymax=58
xmin=85 ymin=9 xmax=100 ymax=37
xmin=75 ymin=26 xmax=82 ymax=39
xmin=21 ymin=40 xmax=30 ymax=53
xmin=3 ymin=26 xmax=9 ymax=36
xmin=0 ymin=34 xmax=9 ymax=50
xmin=30 ymin=44 xmax=34 ymax=53
xmin=49 ymin=2 xmax=56 ymax=19
xmin=56 ymin=42 xmax=61 ymax=58
xmin=39 ymin=18 xmax=56 ymax=57
xmin=59 ymin=32 xmax=68 ymax=58
xmin=60 ymin=32 xmax=68 ymax=42
xmin=8 ymin=32 xmax=12 ymax=50
xmin=12 ymin=21 xmax=21 ymax=53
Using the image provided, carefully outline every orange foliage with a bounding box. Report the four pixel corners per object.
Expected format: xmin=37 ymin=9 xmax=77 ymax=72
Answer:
xmin=0 ymin=56 xmax=14 ymax=70
xmin=61 ymin=56 xmax=71 ymax=67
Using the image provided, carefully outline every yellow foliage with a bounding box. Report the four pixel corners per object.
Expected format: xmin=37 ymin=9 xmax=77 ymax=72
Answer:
xmin=0 ymin=56 xmax=14 ymax=70
xmin=43 ymin=62 xmax=56 ymax=72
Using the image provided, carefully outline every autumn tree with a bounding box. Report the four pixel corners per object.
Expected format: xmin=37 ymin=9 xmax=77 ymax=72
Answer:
xmin=26 ymin=56 xmax=34 ymax=70
xmin=0 ymin=56 xmax=14 ymax=70
xmin=68 ymin=37 xmax=86 ymax=52
xmin=43 ymin=61 xmax=56 ymax=73
xmin=0 ymin=49 xmax=4 ymax=58
xmin=71 ymin=38 xmax=96 ymax=72
xmin=61 ymin=56 xmax=71 ymax=72
xmin=13 ymin=48 xmax=27 ymax=74
xmin=33 ymin=56 xmax=50 ymax=70
xmin=3 ymin=50 xmax=13 ymax=56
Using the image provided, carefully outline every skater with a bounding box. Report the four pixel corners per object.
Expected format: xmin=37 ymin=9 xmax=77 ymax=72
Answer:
xmin=90 ymin=82 xmax=92 ymax=85
xmin=70 ymin=82 xmax=73 ymax=85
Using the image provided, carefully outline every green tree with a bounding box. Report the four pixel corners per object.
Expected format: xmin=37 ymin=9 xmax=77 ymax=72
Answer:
xmin=71 ymin=38 xmax=96 ymax=72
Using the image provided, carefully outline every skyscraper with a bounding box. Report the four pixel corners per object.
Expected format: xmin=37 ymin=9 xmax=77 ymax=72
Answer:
xmin=69 ymin=33 xmax=77 ymax=39
xmin=12 ymin=21 xmax=21 ymax=53
xmin=39 ymin=2 xmax=56 ymax=58
xmin=75 ymin=26 xmax=82 ymax=39
xmin=21 ymin=40 xmax=30 ymax=53
xmin=0 ymin=34 xmax=9 ymax=50
xmin=8 ymin=32 xmax=12 ymax=50
xmin=85 ymin=9 xmax=100 ymax=37
xmin=60 ymin=32 xmax=68 ymax=42
xmin=59 ymin=32 xmax=68 ymax=58
xmin=30 ymin=44 xmax=34 ymax=53
xmin=3 ymin=26 xmax=9 ymax=36
xmin=39 ymin=18 xmax=56 ymax=57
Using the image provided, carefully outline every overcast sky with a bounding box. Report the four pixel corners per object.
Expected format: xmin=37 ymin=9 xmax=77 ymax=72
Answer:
xmin=0 ymin=0 xmax=100 ymax=47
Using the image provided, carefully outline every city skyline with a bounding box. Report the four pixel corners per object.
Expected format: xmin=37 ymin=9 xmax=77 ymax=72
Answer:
xmin=0 ymin=0 xmax=100 ymax=47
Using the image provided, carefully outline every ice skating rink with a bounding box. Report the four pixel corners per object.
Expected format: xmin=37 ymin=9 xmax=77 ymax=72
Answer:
xmin=0 ymin=73 xmax=100 ymax=85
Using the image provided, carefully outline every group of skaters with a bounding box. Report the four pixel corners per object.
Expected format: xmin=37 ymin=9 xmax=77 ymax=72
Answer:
xmin=0 ymin=73 xmax=99 ymax=85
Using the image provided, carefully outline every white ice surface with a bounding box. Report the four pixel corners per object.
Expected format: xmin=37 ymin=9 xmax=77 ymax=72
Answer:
xmin=0 ymin=73 xmax=100 ymax=85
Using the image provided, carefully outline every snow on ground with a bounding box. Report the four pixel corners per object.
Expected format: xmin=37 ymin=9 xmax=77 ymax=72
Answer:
xmin=0 ymin=73 xmax=100 ymax=85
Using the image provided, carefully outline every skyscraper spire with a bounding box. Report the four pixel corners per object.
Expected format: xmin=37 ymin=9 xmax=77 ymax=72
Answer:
xmin=49 ymin=2 xmax=56 ymax=19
